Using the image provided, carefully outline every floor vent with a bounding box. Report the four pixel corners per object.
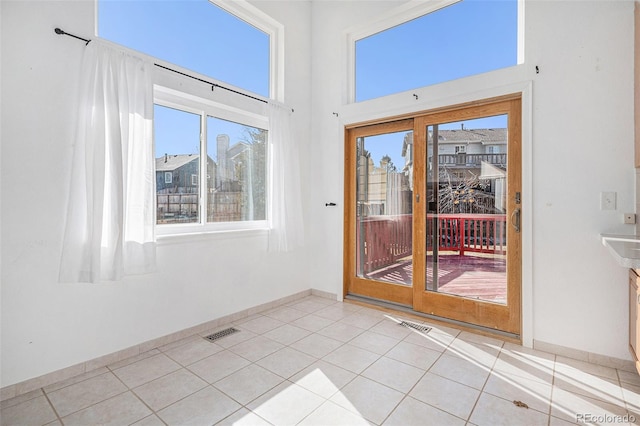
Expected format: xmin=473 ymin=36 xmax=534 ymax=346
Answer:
xmin=399 ymin=321 xmax=432 ymax=334
xmin=204 ymin=327 xmax=240 ymax=342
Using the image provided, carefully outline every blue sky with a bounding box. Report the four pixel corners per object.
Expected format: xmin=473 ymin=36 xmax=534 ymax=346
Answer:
xmin=99 ymin=0 xmax=270 ymax=158
xmin=99 ymin=0 xmax=269 ymax=97
xmin=356 ymin=0 xmax=517 ymax=102
xmin=99 ymin=0 xmax=517 ymax=163
xmin=153 ymin=105 xmax=259 ymax=161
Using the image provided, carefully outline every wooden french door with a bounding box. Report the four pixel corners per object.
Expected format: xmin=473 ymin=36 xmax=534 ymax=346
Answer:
xmin=344 ymin=95 xmax=522 ymax=335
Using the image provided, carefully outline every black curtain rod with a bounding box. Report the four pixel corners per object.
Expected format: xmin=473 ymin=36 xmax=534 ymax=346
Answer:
xmin=55 ymin=27 xmax=91 ymax=44
xmin=152 ymin=63 xmax=267 ymax=104
xmin=55 ymin=27 xmax=272 ymax=107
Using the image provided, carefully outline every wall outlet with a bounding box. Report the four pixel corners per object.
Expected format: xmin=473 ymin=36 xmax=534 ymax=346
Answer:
xmin=625 ymin=213 xmax=636 ymax=224
xmin=600 ymin=191 xmax=617 ymax=210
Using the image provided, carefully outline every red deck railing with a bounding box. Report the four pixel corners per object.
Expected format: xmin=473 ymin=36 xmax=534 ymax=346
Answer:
xmin=357 ymin=214 xmax=507 ymax=274
xmin=357 ymin=214 xmax=413 ymax=273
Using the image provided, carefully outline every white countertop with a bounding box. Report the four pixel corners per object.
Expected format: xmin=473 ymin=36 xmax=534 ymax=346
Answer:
xmin=601 ymin=234 xmax=640 ymax=268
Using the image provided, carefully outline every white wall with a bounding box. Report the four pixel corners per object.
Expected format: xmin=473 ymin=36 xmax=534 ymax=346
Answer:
xmin=526 ymin=0 xmax=635 ymax=360
xmin=0 ymin=0 xmax=312 ymax=387
xmin=308 ymin=0 xmax=635 ymax=360
xmin=1 ymin=0 xmax=636 ymax=389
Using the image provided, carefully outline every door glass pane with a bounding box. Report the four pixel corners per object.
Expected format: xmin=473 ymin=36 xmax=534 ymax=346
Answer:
xmin=356 ymin=131 xmax=413 ymax=285
xmin=426 ymin=115 xmax=508 ymax=304
xmin=155 ymin=104 xmax=201 ymax=225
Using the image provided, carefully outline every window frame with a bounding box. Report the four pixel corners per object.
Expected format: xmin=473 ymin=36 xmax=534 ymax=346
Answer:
xmin=154 ymin=86 xmax=270 ymax=237
xmin=96 ymin=0 xmax=284 ymax=102
xmin=95 ymin=0 xmax=283 ymax=237
xmin=344 ymin=0 xmax=524 ymax=104
xmin=209 ymin=0 xmax=284 ymax=101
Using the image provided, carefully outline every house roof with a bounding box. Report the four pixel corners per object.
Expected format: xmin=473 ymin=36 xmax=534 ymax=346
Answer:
xmin=436 ymin=128 xmax=507 ymax=144
xmin=155 ymin=154 xmax=199 ymax=172
xmin=227 ymin=141 xmax=250 ymax=159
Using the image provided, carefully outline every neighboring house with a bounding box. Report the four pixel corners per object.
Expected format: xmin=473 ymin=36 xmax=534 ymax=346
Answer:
xmin=155 ymin=154 xmax=215 ymax=222
xmin=156 ymin=136 xmax=265 ymax=223
xmin=428 ymin=127 xmax=507 ymax=176
xmin=359 ymin=128 xmax=508 ymax=217
xmin=155 ymin=153 xmax=212 ymax=194
xmin=426 ymin=128 xmax=508 ymax=214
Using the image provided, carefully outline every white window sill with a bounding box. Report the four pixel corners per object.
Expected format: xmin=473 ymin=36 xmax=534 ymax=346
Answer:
xmin=157 ymin=227 xmax=269 ymax=245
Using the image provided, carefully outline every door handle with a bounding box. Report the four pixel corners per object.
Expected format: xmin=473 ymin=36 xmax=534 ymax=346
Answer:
xmin=511 ymin=208 xmax=521 ymax=233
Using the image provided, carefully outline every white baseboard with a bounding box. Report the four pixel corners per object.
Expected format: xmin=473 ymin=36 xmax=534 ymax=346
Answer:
xmin=533 ymin=339 xmax=636 ymax=373
xmin=1 ymin=289 xmax=318 ymax=402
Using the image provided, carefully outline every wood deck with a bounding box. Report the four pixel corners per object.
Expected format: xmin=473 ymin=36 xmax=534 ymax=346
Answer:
xmin=367 ymin=253 xmax=507 ymax=303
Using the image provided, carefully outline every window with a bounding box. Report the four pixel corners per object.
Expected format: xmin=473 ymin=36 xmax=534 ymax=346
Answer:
xmin=354 ymin=0 xmax=519 ymax=102
xmin=98 ymin=0 xmax=280 ymax=235
xmin=98 ymin=0 xmax=271 ymax=98
xmin=154 ymin=92 xmax=268 ymax=232
xmin=455 ymin=145 xmax=466 ymax=154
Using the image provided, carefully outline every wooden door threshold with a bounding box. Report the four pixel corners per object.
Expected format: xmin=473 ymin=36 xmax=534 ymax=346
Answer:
xmin=344 ymin=294 xmax=521 ymax=344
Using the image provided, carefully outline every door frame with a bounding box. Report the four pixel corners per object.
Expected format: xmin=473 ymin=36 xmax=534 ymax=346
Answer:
xmin=343 ymin=119 xmax=415 ymax=307
xmin=343 ymin=93 xmax=524 ymax=336
xmin=412 ymin=96 xmax=522 ymax=334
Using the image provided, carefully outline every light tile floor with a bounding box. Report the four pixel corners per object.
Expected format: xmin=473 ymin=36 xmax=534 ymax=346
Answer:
xmin=2 ymin=296 xmax=640 ymax=425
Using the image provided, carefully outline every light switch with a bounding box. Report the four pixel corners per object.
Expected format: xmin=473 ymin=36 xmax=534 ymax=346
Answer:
xmin=601 ymin=191 xmax=616 ymax=210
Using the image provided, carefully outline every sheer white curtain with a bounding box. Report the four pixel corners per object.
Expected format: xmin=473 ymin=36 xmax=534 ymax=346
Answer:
xmin=59 ymin=40 xmax=156 ymax=283
xmin=268 ymin=103 xmax=304 ymax=252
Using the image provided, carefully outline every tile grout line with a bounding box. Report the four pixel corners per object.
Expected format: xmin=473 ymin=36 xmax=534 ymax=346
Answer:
xmin=293 ymin=310 xmax=392 ymax=424
xmin=12 ymin=296 xmax=626 ymax=426
xmin=51 ymin=387 xmax=132 ymax=423
xmin=313 ymin=315 xmax=388 ymax=425
xmin=1 ymin=293 xmax=319 ymax=405
xmin=127 ymin=385 xmax=165 ymax=424
xmin=41 ymin=388 xmax=64 ymax=426
xmin=43 ymin=370 xmax=135 ymax=423
xmin=615 ymin=367 xmax=638 ymax=418
xmin=206 ymin=320 xmax=327 ymax=418
xmin=546 ymin=354 xmax=559 ymax=425
xmin=460 ymin=339 xmax=505 ymax=425
xmin=59 ymin=317 xmax=435 ymax=426
xmin=361 ymin=320 xmax=459 ymax=425
xmin=140 ymin=297 xmax=339 ymax=424
xmin=107 ymin=365 xmax=159 ymax=424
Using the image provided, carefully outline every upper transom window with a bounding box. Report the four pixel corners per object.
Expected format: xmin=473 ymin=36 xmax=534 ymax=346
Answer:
xmin=354 ymin=0 xmax=519 ymax=102
xmin=98 ymin=0 xmax=270 ymax=98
